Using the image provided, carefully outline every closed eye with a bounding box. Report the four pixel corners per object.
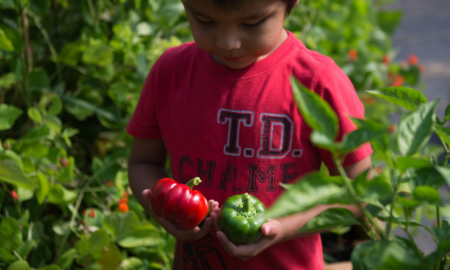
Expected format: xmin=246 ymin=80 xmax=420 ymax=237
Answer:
xmin=194 ymin=15 xmax=214 ymax=25
xmin=242 ymin=18 xmax=267 ymax=28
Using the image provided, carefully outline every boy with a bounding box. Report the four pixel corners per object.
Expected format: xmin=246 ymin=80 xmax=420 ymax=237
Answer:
xmin=127 ymin=0 xmax=373 ymax=269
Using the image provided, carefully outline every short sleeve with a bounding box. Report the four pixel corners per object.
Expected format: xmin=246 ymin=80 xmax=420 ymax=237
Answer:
xmin=313 ymin=59 xmax=373 ymax=168
xmin=126 ymin=61 xmax=162 ymax=139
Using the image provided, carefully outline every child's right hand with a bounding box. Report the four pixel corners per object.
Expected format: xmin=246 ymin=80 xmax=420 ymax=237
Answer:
xmin=142 ymin=189 xmax=220 ymax=241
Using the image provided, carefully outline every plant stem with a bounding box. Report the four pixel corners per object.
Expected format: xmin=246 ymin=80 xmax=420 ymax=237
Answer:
xmin=334 ymin=158 xmax=386 ymax=240
xmin=385 ymin=170 xmax=399 ymax=237
xmin=437 ymin=206 xmax=442 ymax=228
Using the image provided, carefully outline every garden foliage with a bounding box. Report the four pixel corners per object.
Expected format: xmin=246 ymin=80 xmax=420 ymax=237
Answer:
xmin=0 ymin=0 xmax=432 ymax=269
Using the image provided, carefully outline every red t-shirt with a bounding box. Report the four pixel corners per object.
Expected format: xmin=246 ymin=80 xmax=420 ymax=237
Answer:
xmin=127 ymin=31 xmax=372 ymax=270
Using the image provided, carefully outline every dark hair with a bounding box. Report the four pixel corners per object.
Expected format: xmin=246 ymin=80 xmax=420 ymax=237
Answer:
xmin=211 ymin=0 xmax=297 ymax=16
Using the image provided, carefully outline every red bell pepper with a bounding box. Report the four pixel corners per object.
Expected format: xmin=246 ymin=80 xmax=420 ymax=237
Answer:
xmin=150 ymin=177 xmax=209 ymax=229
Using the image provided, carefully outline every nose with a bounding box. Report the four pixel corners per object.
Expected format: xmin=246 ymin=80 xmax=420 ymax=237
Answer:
xmin=216 ymin=29 xmax=241 ymax=51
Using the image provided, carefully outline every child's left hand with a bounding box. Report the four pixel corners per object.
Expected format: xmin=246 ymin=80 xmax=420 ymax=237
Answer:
xmin=210 ymin=212 xmax=284 ymax=261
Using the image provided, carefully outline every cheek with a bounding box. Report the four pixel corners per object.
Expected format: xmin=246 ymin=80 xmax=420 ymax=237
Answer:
xmin=191 ymin=27 xmax=214 ymax=51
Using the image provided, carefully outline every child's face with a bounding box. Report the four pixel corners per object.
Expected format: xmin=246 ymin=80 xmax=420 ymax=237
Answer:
xmin=182 ymin=0 xmax=291 ymax=70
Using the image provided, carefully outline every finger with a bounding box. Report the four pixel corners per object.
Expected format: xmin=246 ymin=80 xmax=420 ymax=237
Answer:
xmin=216 ymin=231 xmax=255 ymax=259
xmin=211 ymin=212 xmax=220 ymax=232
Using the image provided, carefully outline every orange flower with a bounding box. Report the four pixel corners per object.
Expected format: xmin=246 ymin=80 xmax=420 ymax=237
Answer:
xmin=348 ymin=49 xmax=358 ymax=62
xmin=108 ymin=180 xmax=114 ymax=187
xmin=409 ymin=54 xmax=419 ymax=65
xmin=392 ymin=76 xmax=404 ymax=87
xmin=10 ymin=190 xmax=19 ymax=202
xmin=382 ymin=55 xmax=390 ymax=65
xmin=118 ymin=202 xmax=129 ymax=212
xmin=388 ymin=124 xmax=396 ymax=133
xmin=375 ymin=167 xmax=382 ymax=174
xmin=119 ymin=197 xmax=128 ymax=204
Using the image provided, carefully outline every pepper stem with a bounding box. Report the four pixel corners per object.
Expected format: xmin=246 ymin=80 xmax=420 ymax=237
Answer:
xmin=243 ymin=193 xmax=254 ymax=212
xmin=185 ymin=177 xmax=202 ymax=190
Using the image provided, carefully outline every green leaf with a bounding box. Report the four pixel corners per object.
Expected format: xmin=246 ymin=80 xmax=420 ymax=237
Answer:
xmin=0 ymin=104 xmax=22 ymax=130
xmin=0 ymin=73 xmax=15 ymax=89
xmin=377 ymin=11 xmax=403 ymax=35
xmin=6 ymin=260 xmax=30 ymax=270
xmin=397 ymin=100 xmax=438 ymax=156
xmin=341 ymin=118 xmax=386 ymax=153
xmin=0 ymin=160 xmax=37 ymax=189
xmin=36 ymin=172 xmax=50 ymax=204
xmin=27 ymin=68 xmax=50 ymax=92
xmin=0 ymin=247 xmax=16 ymax=263
xmin=265 ymin=172 xmax=351 ymax=219
xmin=82 ymin=39 xmax=114 ymax=66
xmin=48 ymin=184 xmax=77 ymax=204
xmin=300 ymin=208 xmax=359 ymax=233
xmin=117 ymin=257 xmax=145 ymax=270
xmin=413 ymin=186 xmax=441 ymax=205
xmin=118 ymin=224 xmax=162 ymax=248
xmin=97 ymin=244 xmax=122 ymax=270
xmin=435 ymin=126 xmax=450 ymax=148
xmin=445 ymin=104 xmax=450 ymax=122
xmin=29 ymin=0 xmax=50 ymax=16
xmin=28 ymin=108 xmax=43 ymax=124
xmin=55 ymin=248 xmax=76 ymax=269
xmin=0 ymin=218 xmax=22 ymax=252
xmin=436 ymin=166 xmax=450 ymax=187
xmin=17 ymin=240 xmax=36 ymax=260
xmin=61 ymin=96 xmax=120 ymax=122
xmin=40 ymin=265 xmax=61 ymax=270
xmin=291 ymin=76 xmax=338 ymax=141
xmin=0 ymin=28 xmax=14 ymax=51
xmin=396 ymin=157 xmax=430 ymax=174
xmin=411 ymin=167 xmax=446 ymax=189
xmin=103 ymin=212 xmax=140 ymax=241
xmin=366 ymin=87 xmax=428 ymax=110
xmin=76 ymin=229 xmax=110 ymax=257
xmin=351 ymin=240 xmax=428 ymax=270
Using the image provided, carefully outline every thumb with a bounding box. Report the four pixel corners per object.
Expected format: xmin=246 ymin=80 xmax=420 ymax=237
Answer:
xmin=261 ymin=220 xmax=279 ymax=237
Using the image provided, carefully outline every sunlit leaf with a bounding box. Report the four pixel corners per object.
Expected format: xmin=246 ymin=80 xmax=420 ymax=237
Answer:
xmin=0 ymin=104 xmax=22 ymax=130
xmin=397 ymin=100 xmax=438 ymax=156
xmin=291 ymin=76 xmax=338 ymax=141
xmin=366 ymin=87 xmax=427 ymax=110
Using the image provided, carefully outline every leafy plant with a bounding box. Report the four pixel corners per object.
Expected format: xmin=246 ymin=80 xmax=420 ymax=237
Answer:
xmin=266 ymin=79 xmax=450 ymax=269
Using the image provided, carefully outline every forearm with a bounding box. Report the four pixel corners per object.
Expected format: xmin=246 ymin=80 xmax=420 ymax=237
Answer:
xmin=276 ymin=204 xmax=363 ymax=243
xmin=128 ymin=162 xmax=168 ymax=213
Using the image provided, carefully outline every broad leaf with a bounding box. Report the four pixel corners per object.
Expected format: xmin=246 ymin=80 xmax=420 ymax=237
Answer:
xmin=366 ymin=87 xmax=427 ymax=110
xmin=300 ymin=208 xmax=359 ymax=233
xmin=351 ymin=240 xmax=429 ymax=270
xmin=0 ymin=104 xmax=22 ymax=130
xmin=265 ymin=172 xmax=351 ymax=219
xmin=0 ymin=218 xmax=22 ymax=252
xmin=413 ymin=186 xmax=441 ymax=205
xmin=397 ymin=100 xmax=438 ymax=156
xmin=341 ymin=118 xmax=386 ymax=153
xmin=0 ymin=160 xmax=37 ymax=189
xmin=291 ymin=76 xmax=338 ymax=141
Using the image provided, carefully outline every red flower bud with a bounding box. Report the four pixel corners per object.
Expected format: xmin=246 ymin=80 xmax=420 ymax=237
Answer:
xmin=10 ymin=190 xmax=19 ymax=201
xmin=375 ymin=167 xmax=382 ymax=174
xmin=88 ymin=208 xmax=96 ymax=218
xmin=348 ymin=49 xmax=358 ymax=62
xmin=392 ymin=76 xmax=404 ymax=87
xmin=409 ymin=54 xmax=419 ymax=65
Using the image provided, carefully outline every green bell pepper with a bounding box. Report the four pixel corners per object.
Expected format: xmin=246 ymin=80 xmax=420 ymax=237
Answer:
xmin=218 ymin=193 xmax=267 ymax=244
